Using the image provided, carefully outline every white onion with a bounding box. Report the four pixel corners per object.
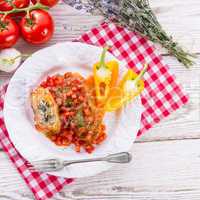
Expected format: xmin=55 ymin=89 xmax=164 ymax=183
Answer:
xmin=0 ymin=48 xmax=22 ymax=73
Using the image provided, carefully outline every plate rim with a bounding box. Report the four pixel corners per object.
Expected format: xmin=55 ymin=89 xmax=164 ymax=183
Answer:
xmin=3 ymin=42 xmax=142 ymax=178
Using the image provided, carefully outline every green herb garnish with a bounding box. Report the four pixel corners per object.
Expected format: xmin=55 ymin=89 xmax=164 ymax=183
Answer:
xmin=64 ymin=98 xmax=73 ymax=107
xmin=75 ymin=109 xmax=85 ymax=127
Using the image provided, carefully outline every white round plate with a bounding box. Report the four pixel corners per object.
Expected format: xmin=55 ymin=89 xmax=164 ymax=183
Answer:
xmin=4 ymin=42 xmax=143 ymax=178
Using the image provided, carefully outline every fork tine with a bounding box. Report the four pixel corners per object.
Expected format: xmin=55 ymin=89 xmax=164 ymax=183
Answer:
xmin=30 ymin=165 xmax=55 ymax=171
xmin=31 ymin=159 xmax=56 ymax=165
xmin=31 ymin=163 xmax=55 ymax=167
xmin=26 ymin=163 xmax=33 ymax=167
xmin=28 ymin=166 xmax=56 ymax=172
xmin=28 ymin=167 xmax=37 ymax=172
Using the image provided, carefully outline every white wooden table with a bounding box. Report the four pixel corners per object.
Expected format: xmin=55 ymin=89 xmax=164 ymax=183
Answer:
xmin=1 ymin=0 xmax=200 ymax=199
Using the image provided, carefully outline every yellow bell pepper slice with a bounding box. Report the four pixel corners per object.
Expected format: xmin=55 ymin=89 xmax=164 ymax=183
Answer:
xmin=93 ymin=46 xmax=119 ymax=105
xmin=105 ymin=64 xmax=148 ymax=112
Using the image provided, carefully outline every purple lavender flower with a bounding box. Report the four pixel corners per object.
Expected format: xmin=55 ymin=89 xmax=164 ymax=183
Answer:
xmin=63 ymin=0 xmax=120 ymax=16
xmin=63 ymin=0 xmax=94 ymax=12
xmin=63 ymin=0 xmax=195 ymax=68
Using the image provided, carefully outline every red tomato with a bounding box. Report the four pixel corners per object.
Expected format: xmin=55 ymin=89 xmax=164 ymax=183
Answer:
xmin=0 ymin=14 xmax=19 ymax=49
xmin=20 ymin=10 xmax=54 ymax=44
xmin=31 ymin=0 xmax=58 ymax=7
xmin=0 ymin=0 xmax=30 ymax=11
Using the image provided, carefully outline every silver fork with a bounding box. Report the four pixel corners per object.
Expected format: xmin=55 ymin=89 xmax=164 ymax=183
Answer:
xmin=27 ymin=152 xmax=132 ymax=172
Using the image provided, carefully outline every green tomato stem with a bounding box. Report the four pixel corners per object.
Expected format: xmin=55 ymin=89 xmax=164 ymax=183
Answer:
xmin=0 ymin=2 xmax=49 ymax=16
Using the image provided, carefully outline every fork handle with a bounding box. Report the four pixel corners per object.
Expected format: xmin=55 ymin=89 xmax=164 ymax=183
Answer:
xmin=63 ymin=157 xmax=104 ymax=166
xmin=63 ymin=152 xmax=132 ymax=166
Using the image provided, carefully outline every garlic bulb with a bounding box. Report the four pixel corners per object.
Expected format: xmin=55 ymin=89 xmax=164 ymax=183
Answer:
xmin=0 ymin=48 xmax=22 ymax=73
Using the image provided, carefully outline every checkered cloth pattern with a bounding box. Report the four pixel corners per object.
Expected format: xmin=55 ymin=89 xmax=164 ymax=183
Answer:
xmin=78 ymin=23 xmax=189 ymax=135
xmin=0 ymin=85 xmax=73 ymax=200
xmin=0 ymin=22 xmax=188 ymax=200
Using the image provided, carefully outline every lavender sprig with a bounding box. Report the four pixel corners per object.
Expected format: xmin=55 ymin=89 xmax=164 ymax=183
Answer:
xmin=64 ymin=0 xmax=196 ymax=68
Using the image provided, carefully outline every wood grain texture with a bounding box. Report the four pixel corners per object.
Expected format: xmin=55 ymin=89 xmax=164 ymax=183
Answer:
xmin=0 ymin=0 xmax=200 ymax=199
xmin=1 ymin=139 xmax=200 ymax=199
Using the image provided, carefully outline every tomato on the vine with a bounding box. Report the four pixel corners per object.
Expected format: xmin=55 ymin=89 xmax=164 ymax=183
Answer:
xmin=31 ymin=0 xmax=58 ymax=7
xmin=20 ymin=9 xmax=54 ymax=44
xmin=0 ymin=0 xmax=30 ymax=11
xmin=0 ymin=14 xmax=19 ymax=49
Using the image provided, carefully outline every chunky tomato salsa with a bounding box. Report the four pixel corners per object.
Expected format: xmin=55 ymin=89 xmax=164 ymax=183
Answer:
xmin=31 ymin=72 xmax=107 ymax=153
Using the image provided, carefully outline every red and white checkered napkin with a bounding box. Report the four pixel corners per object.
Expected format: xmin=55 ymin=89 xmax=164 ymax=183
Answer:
xmin=0 ymin=22 xmax=188 ymax=200
xmin=0 ymin=85 xmax=73 ymax=200
xmin=78 ymin=23 xmax=189 ymax=135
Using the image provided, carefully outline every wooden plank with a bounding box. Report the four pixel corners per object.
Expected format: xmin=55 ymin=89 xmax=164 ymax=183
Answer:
xmin=14 ymin=6 xmax=103 ymax=54
xmin=0 ymin=152 xmax=29 ymax=193
xmin=149 ymin=0 xmax=200 ymax=54
xmin=9 ymin=0 xmax=200 ymax=54
xmin=1 ymin=139 xmax=200 ymax=199
xmin=0 ymin=0 xmax=200 ymax=199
